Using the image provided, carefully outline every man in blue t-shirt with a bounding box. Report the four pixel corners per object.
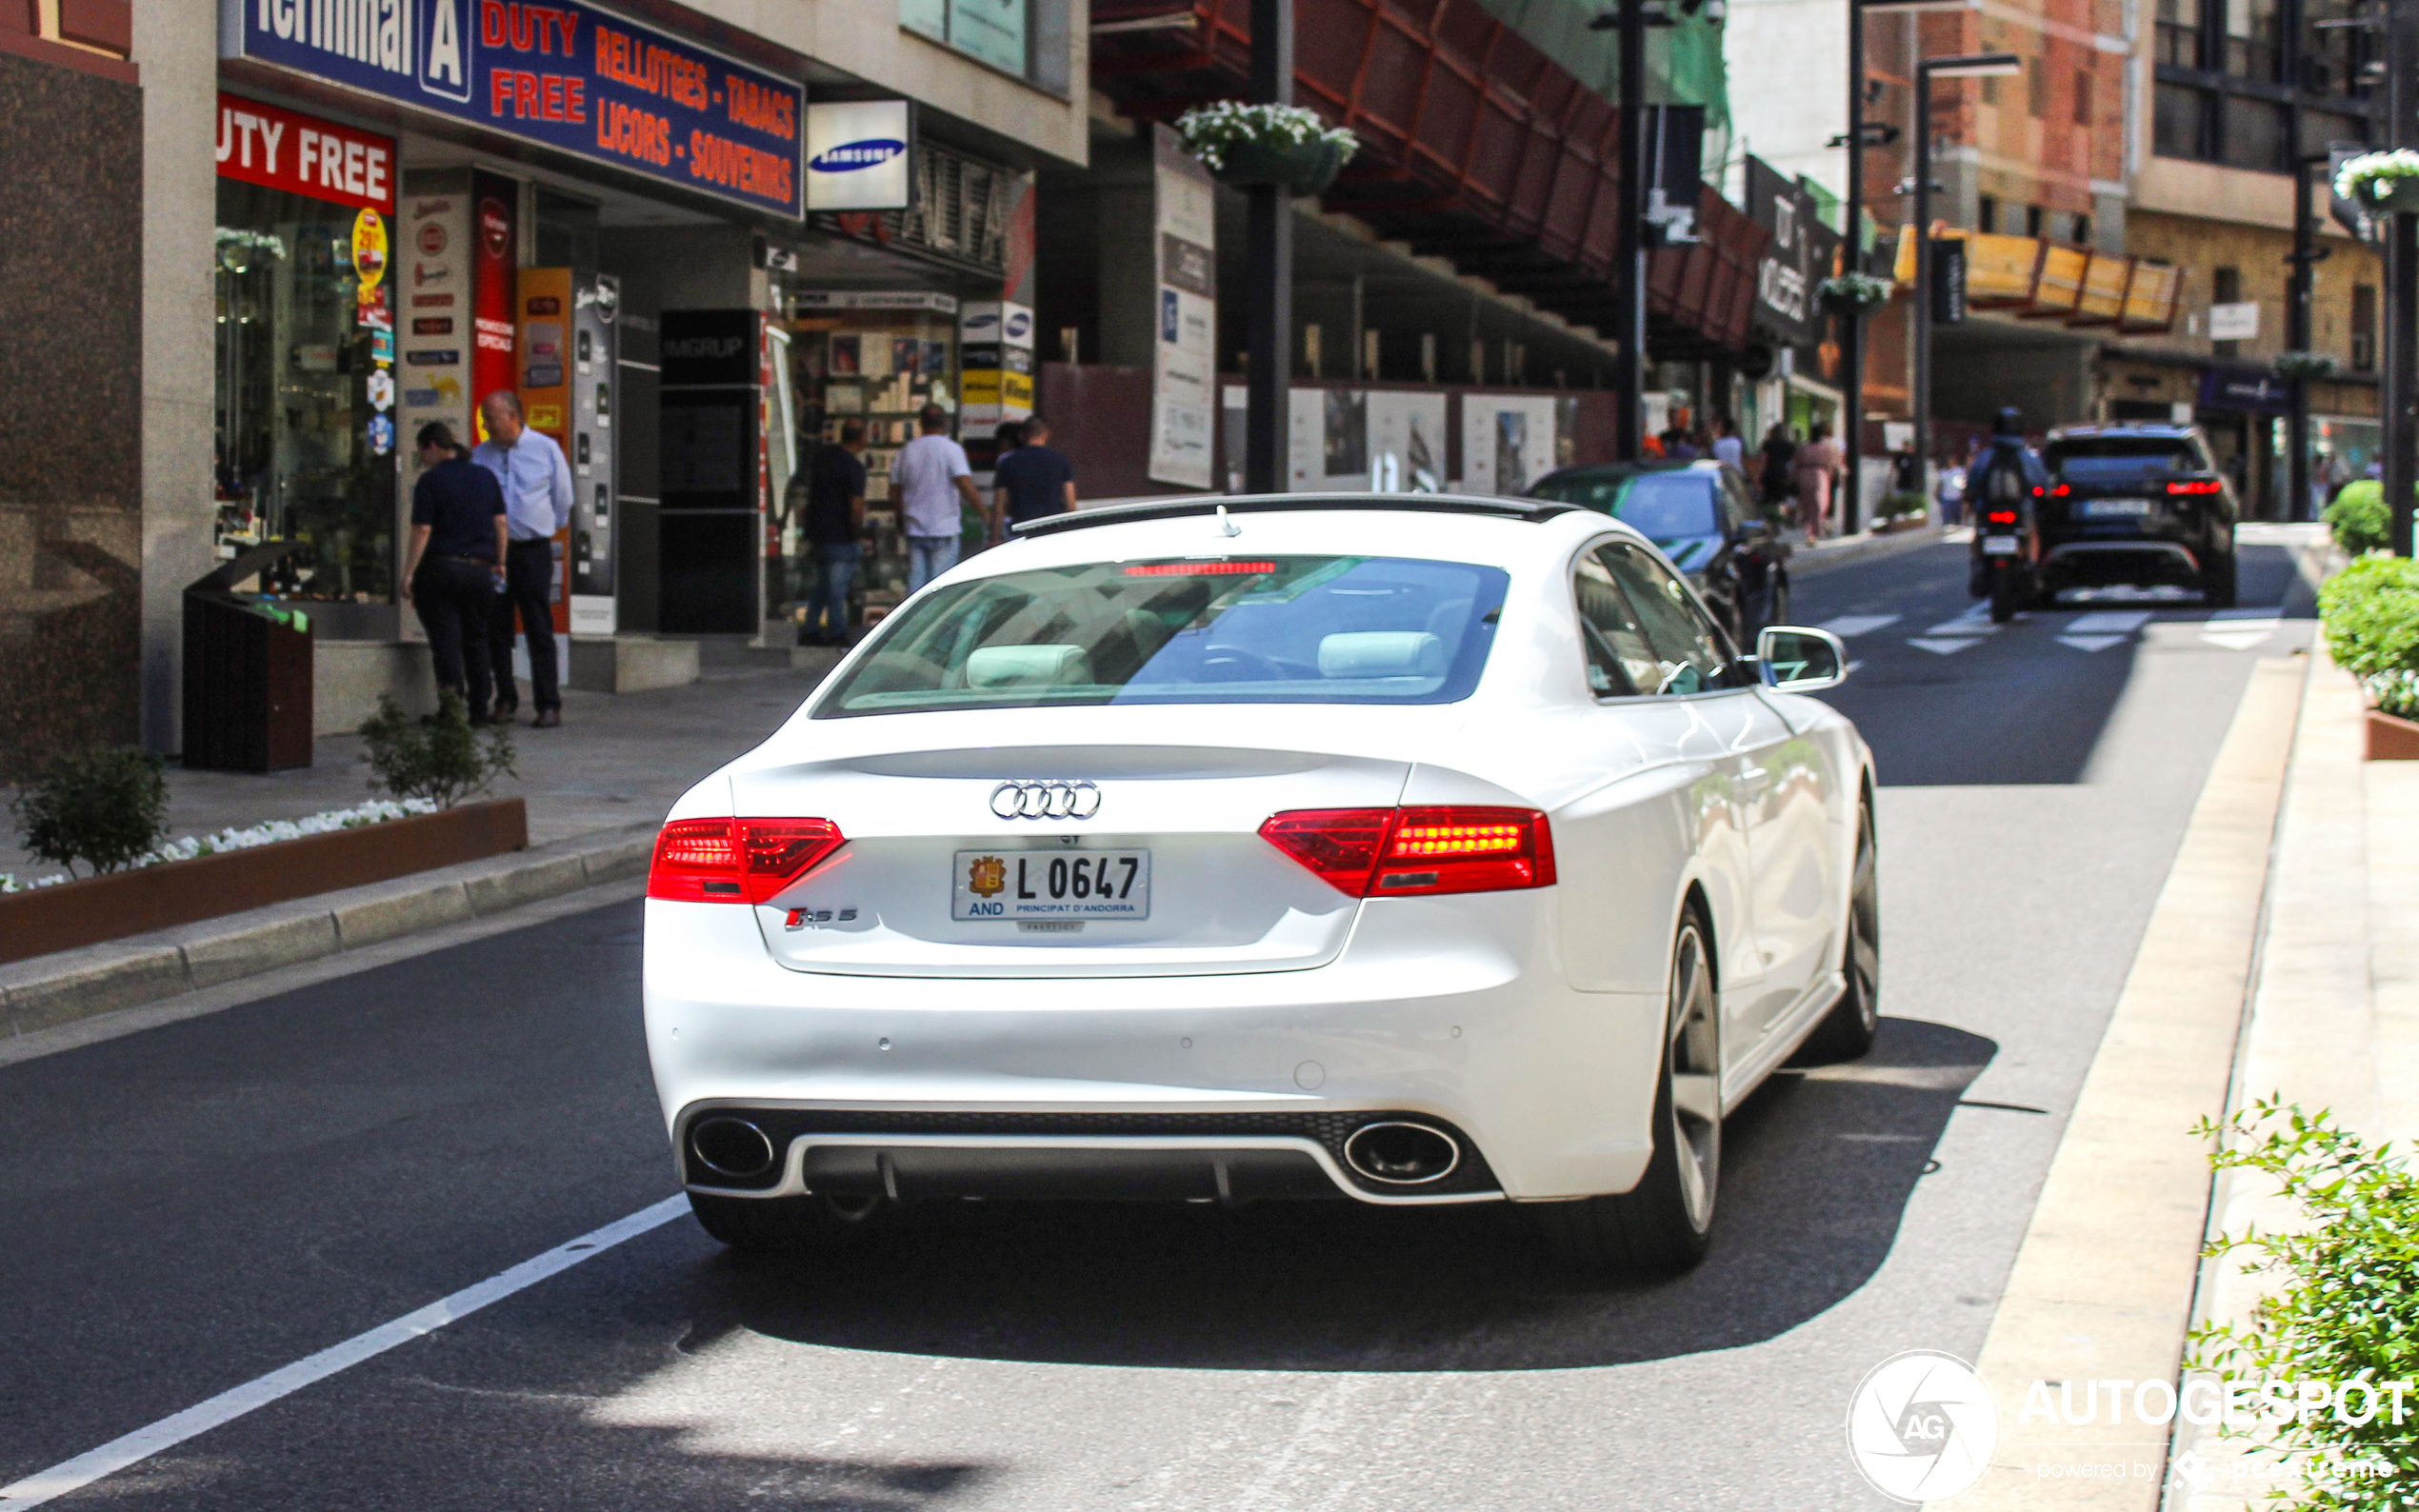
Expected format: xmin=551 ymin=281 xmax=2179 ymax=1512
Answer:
xmin=989 ymin=415 xmax=1076 ymax=541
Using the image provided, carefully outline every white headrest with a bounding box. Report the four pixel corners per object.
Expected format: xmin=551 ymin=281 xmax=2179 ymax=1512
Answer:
xmin=966 ymin=645 xmax=1093 ymax=688
xmin=1317 ymin=631 xmax=1445 ymax=680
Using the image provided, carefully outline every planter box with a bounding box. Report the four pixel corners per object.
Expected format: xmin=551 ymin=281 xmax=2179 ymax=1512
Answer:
xmin=1874 ymin=514 xmax=1930 ymax=535
xmin=0 ymin=798 xmax=527 ymax=965
xmin=2357 ymin=176 xmax=2419 ymax=214
xmin=1209 ymin=137 xmax=1345 ymax=196
xmin=2368 ymin=707 xmax=2419 ymax=761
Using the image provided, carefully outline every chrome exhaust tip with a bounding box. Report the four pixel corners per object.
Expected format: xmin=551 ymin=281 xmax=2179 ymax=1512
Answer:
xmin=1343 ymin=1122 xmax=1461 ymax=1185
xmin=690 ymin=1117 xmax=778 ymax=1181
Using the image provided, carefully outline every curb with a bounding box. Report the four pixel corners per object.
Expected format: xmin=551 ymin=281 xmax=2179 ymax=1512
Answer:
xmin=1790 ymin=524 xmax=1948 ymax=577
xmin=0 ymin=821 xmax=659 ymax=1041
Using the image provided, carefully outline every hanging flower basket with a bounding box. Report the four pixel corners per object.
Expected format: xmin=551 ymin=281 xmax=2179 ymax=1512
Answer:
xmin=2335 ymin=150 xmax=2419 ymax=213
xmin=1817 ymin=272 xmax=1894 ymax=317
xmin=2273 ymin=349 xmax=2339 ymax=381
xmin=1175 ymin=103 xmax=1358 ymax=196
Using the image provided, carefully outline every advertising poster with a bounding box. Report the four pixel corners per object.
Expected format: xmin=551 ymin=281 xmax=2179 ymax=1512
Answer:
xmin=223 ymin=0 xmax=805 ymax=218
xmin=1147 ymin=125 xmax=1216 ymax=490
xmin=516 ymin=265 xmax=574 ymax=634
xmin=1366 ymin=391 xmax=1447 ymax=493
xmin=397 ymin=188 xmax=471 ymax=536
xmin=470 ymin=169 xmax=518 ymax=440
xmin=1459 ymin=394 xmax=1559 ymax=495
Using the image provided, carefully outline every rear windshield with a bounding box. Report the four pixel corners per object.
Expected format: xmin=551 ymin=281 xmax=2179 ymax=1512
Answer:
xmin=1530 ymin=470 xmax=1720 ymax=542
xmin=815 ymin=554 xmax=1510 ymax=717
xmin=2046 ymin=438 xmax=2202 ymax=483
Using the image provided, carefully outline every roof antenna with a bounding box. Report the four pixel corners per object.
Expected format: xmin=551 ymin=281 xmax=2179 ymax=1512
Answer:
xmin=1214 ymin=503 xmax=1242 ymax=537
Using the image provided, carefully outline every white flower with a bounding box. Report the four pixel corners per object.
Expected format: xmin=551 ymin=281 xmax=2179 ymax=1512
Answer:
xmin=8 ymin=800 xmax=441 ymax=886
xmin=1174 ymin=101 xmax=1358 ymax=173
xmin=2335 ymin=149 xmax=2419 ymax=200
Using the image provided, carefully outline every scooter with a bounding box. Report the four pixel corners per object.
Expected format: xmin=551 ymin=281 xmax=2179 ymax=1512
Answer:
xmin=1977 ymin=496 xmax=2039 ymax=624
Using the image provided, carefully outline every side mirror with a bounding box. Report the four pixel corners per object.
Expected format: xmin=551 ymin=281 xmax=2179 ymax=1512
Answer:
xmin=1756 ymin=626 xmax=1849 ymax=692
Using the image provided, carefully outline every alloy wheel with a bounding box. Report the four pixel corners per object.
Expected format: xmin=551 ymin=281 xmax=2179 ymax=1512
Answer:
xmin=1668 ymin=923 xmax=1722 ymax=1232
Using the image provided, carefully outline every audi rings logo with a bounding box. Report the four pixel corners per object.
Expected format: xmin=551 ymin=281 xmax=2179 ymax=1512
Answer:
xmin=990 ymin=780 xmax=1101 ymax=820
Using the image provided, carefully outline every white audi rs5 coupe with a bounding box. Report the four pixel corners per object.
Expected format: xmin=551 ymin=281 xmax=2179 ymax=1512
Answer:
xmin=643 ymin=494 xmax=1878 ymax=1274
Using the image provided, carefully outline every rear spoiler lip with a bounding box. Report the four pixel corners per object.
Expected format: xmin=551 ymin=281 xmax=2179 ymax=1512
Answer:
xmin=1010 ymin=494 xmax=1587 ymax=538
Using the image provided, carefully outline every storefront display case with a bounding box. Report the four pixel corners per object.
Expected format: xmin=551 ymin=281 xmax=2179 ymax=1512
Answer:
xmin=786 ymin=290 xmax=960 ymax=626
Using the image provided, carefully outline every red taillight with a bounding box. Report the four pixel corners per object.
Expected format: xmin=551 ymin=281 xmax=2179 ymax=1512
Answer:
xmin=1987 ymin=509 xmax=2020 ymax=525
xmin=2051 ymin=484 xmax=2070 ymax=497
xmin=1123 ymin=561 xmax=1277 ymax=576
xmin=2168 ymin=479 xmax=2223 ymax=495
xmin=1258 ymin=806 xmax=1556 ymax=897
xmin=2030 ymin=486 xmax=2045 ymax=498
xmin=647 ymin=817 xmax=846 ymax=904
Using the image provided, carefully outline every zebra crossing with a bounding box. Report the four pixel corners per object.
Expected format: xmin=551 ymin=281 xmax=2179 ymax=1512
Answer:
xmin=1811 ymin=605 xmax=2284 ymax=658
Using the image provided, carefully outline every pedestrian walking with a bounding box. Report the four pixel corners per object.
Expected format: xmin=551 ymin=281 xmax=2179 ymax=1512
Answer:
xmin=802 ymin=418 xmax=869 ymax=647
xmin=892 ymin=404 xmax=980 ymax=591
xmin=1935 ymin=447 xmax=1969 ymax=526
xmin=399 ymin=422 xmax=507 ymax=723
xmin=990 ymin=413 xmax=1077 ymax=542
xmin=1794 ymin=423 xmax=1844 ymax=545
xmin=1759 ymin=423 xmax=1798 ymax=519
xmin=472 ymin=390 xmax=573 ymax=727
xmin=1709 ymin=417 xmax=1744 ymax=469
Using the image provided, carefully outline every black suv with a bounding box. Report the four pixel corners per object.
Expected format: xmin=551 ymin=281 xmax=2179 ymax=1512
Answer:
xmin=2036 ymin=425 xmax=2240 ymax=607
xmin=1525 ymin=459 xmax=1792 ymax=646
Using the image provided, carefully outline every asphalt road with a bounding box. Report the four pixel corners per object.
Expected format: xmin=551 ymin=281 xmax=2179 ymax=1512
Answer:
xmin=0 ymin=526 xmax=2321 ymax=1511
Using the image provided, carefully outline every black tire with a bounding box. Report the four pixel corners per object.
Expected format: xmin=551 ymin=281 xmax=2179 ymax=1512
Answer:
xmin=2202 ymin=551 xmax=2238 ymax=608
xmin=1797 ymin=800 xmax=1880 ymax=1063
xmin=1532 ymin=914 xmax=1722 ymax=1277
xmin=689 ymin=1191 xmax=885 ymax=1253
xmin=1988 ymin=564 xmax=2026 ymax=623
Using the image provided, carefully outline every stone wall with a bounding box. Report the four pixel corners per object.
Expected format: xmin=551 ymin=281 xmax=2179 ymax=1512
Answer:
xmin=0 ymin=51 xmax=145 ymax=779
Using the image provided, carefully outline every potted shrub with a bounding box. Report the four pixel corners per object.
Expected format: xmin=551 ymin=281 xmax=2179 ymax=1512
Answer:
xmin=2323 ymin=480 xmax=2396 ymax=556
xmin=2318 ymin=554 xmax=2419 ymax=759
xmin=1175 ymin=103 xmax=1358 ymax=196
xmin=1817 ymin=272 xmax=1894 ymax=318
xmin=2334 ymin=149 xmax=2419 ymax=214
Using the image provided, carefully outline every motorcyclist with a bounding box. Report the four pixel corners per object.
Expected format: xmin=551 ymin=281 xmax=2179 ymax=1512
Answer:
xmin=1965 ymin=408 xmax=2049 ymax=601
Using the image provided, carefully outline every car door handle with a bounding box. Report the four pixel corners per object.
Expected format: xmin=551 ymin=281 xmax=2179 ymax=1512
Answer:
xmin=1737 ymin=765 xmax=1772 ymax=795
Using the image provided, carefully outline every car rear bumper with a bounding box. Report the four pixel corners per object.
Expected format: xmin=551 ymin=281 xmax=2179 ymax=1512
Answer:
xmin=643 ymin=899 xmax=1665 ymax=1204
xmin=2041 ymin=538 xmax=2204 ymax=583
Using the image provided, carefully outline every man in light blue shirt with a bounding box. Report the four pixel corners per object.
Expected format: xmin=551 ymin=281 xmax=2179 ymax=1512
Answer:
xmin=472 ymin=390 xmax=574 ymax=726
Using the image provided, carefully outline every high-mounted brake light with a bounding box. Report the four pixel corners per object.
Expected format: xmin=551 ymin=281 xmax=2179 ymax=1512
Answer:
xmin=1986 ymin=509 xmax=2020 ymax=525
xmin=2167 ymin=480 xmax=2223 ymax=495
xmin=1259 ymin=806 xmax=1556 ymax=897
xmin=647 ymin=818 xmax=846 ymax=904
xmin=1122 ymin=561 xmax=1278 ymax=576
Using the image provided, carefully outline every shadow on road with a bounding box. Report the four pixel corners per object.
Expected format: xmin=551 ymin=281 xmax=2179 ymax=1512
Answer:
xmin=658 ymin=1017 xmax=1995 ymax=1373
xmin=1812 ymin=541 xmax=2301 ymax=787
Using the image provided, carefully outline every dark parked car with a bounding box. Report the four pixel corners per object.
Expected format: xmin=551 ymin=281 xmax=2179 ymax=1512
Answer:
xmin=2036 ymin=425 xmax=2239 ymax=607
xmin=1526 ymin=460 xmax=1792 ymax=646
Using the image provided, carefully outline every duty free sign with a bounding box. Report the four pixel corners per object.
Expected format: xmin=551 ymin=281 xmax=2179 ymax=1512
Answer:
xmin=221 ymin=0 xmax=804 ymax=217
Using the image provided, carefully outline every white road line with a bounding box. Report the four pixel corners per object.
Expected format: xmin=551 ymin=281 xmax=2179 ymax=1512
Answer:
xmin=1908 ymin=637 xmax=1983 ymax=655
xmin=1817 ymin=614 xmax=1902 ymax=638
xmin=1926 ymin=607 xmax=2002 ymax=635
xmin=2057 ymin=633 xmax=2129 ymax=653
xmin=2066 ymin=611 xmax=2152 ymax=635
xmin=2203 ymin=621 xmax=2280 ymax=650
xmin=0 ymin=1196 xmax=689 ymax=1511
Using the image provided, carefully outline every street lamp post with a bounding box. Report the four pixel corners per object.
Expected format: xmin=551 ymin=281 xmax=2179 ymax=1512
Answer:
xmin=2390 ymin=0 xmax=2419 ymax=558
xmin=2288 ymin=152 xmax=2331 ymax=526
xmin=1242 ymin=0 xmax=1294 ymax=495
xmin=1842 ymin=0 xmax=1865 ymax=530
xmin=1911 ymin=52 xmax=2021 ymax=475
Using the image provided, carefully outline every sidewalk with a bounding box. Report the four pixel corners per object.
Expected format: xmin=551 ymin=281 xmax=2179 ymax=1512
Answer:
xmin=2169 ymin=643 xmax=2419 ymax=1510
xmin=0 ymin=646 xmax=843 ymax=884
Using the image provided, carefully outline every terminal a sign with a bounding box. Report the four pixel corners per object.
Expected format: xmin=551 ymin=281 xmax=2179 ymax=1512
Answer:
xmin=223 ymin=0 xmax=804 ymax=218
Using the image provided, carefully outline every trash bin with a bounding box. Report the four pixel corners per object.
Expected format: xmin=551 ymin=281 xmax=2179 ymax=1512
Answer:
xmin=184 ymin=541 xmax=314 ymax=772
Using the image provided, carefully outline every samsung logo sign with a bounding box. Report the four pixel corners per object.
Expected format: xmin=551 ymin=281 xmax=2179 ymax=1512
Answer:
xmin=810 ymin=138 xmax=905 ymax=174
xmin=1005 ymin=309 xmax=1031 ymax=340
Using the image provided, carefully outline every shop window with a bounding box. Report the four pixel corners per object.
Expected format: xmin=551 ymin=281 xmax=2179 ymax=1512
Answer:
xmin=2157 ymin=0 xmax=2204 ymax=67
xmin=2222 ymin=95 xmax=2289 ymax=170
xmin=212 ymin=179 xmax=395 ymax=605
xmin=2353 ymin=283 xmax=2377 ymax=370
xmin=2155 ymin=83 xmax=2215 ymax=159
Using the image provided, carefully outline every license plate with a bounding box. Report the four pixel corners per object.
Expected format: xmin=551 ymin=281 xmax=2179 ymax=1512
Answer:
xmin=1982 ymin=534 xmax=2021 ymax=555
xmin=2079 ymin=497 xmax=2153 ymax=518
xmin=952 ymin=848 xmax=1151 ymax=921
